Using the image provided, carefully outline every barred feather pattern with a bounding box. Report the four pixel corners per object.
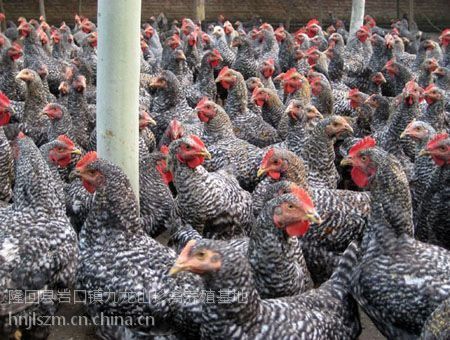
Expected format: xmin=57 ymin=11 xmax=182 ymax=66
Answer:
xmin=231 ymin=36 xmax=259 ymax=80
xmin=224 ymin=71 xmax=280 ymax=147
xmin=415 ymin=164 xmax=450 ymax=250
xmin=169 ymin=137 xmax=254 ymax=239
xmin=76 ymin=158 xmax=203 ymax=337
xmin=351 ymin=149 xmax=450 ymax=339
xmin=139 ymin=152 xmax=175 ymax=238
xmin=195 ymin=239 xmax=361 ymax=339
xmin=0 ymin=137 xmax=78 ymax=336
xmin=299 ymin=117 xmax=341 ymax=189
xmin=0 ymin=128 xmax=13 ymax=203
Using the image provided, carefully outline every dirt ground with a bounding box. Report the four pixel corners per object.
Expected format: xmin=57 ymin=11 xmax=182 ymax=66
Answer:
xmin=48 ymin=303 xmax=385 ymax=340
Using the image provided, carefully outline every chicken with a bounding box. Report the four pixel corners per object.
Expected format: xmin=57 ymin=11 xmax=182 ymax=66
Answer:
xmin=217 ymin=67 xmax=280 ymax=147
xmin=72 ymin=152 xmax=203 ymax=338
xmin=0 ymin=43 xmax=25 ymax=101
xmin=299 ymin=115 xmax=354 ymax=189
xmin=415 ymin=133 xmax=449 ymax=250
xmin=230 ymin=35 xmax=259 ymax=80
xmin=149 ymin=70 xmax=201 ymax=142
xmin=169 ymin=238 xmax=361 ymax=339
xmin=211 ymin=26 xmax=236 ymax=67
xmin=419 ymin=84 xmax=447 ymax=132
xmin=41 ymin=103 xmax=77 ymax=146
xmin=400 ymin=120 xmax=437 ymax=225
xmin=0 ymin=135 xmax=78 ymax=339
xmin=275 ymin=27 xmax=297 ymax=72
xmin=196 ymin=98 xmax=265 ymax=191
xmin=167 ymin=135 xmax=253 ymax=239
xmin=139 ymin=150 xmax=175 ymax=237
xmin=251 ymin=86 xmax=284 ymax=128
xmin=341 ymin=137 xmax=450 ymax=339
xmin=256 ymin=147 xmax=371 ymax=283
xmin=15 ymin=68 xmax=49 ymax=145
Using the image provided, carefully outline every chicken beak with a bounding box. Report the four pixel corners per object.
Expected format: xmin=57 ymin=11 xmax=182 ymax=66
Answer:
xmin=168 ymin=262 xmax=188 ymax=276
xmin=419 ymin=149 xmax=430 ymax=157
xmin=215 ymin=76 xmax=222 ymax=83
xmin=71 ymin=149 xmax=82 ymax=155
xmin=340 ymin=158 xmax=353 ymax=167
xmin=200 ymin=149 xmax=212 ymax=160
xmin=344 ymin=124 xmax=354 ymax=134
xmin=257 ymin=167 xmax=266 ymax=177
xmin=400 ymin=130 xmax=408 ymax=139
xmin=305 ymin=210 xmax=322 ymax=225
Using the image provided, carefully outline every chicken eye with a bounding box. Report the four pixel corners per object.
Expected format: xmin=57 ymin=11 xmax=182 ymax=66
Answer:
xmin=360 ymin=155 xmax=368 ymax=162
xmin=288 ymin=204 xmax=294 ymax=209
xmin=185 ymin=144 xmax=191 ymax=150
xmin=440 ymin=146 xmax=446 ymax=151
xmin=195 ymin=251 xmax=206 ymax=260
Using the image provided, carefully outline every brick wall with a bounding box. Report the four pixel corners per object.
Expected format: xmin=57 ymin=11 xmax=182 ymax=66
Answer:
xmin=2 ymin=0 xmax=449 ymax=31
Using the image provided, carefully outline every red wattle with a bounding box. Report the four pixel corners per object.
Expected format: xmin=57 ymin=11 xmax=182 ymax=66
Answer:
xmin=268 ymin=170 xmax=281 ymax=180
xmin=82 ymin=180 xmax=96 ymax=193
xmin=351 ymin=167 xmax=370 ymax=188
xmin=285 ymin=221 xmax=311 ymax=237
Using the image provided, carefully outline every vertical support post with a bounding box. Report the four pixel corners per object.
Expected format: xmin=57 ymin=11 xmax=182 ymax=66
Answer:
xmin=349 ymin=0 xmax=365 ymax=37
xmin=193 ymin=0 xmax=205 ymax=22
xmin=97 ymin=0 xmax=141 ymax=202
xmin=78 ymin=0 xmax=82 ymax=16
xmin=39 ymin=0 xmax=46 ymax=21
xmin=396 ymin=0 xmax=400 ymax=19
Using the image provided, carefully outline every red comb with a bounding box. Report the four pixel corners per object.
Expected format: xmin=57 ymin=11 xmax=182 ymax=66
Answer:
xmin=218 ymin=66 xmax=229 ymax=78
xmin=212 ymin=48 xmax=221 ymax=57
xmin=440 ymin=28 xmax=450 ymax=36
xmin=359 ymin=25 xmax=370 ymax=33
xmin=17 ymin=131 xmax=26 ymax=139
xmin=76 ymin=151 xmax=97 ymax=169
xmin=348 ymin=88 xmax=359 ymax=97
xmin=196 ymin=97 xmax=209 ymax=108
xmin=427 ymin=133 xmax=448 ymax=150
xmin=284 ymin=68 xmax=298 ymax=79
xmin=0 ymin=91 xmax=10 ymax=107
xmin=349 ymin=137 xmax=376 ymax=157
xmin=261 ymin=148 xmax=275 ymax=167
xmin=189 ymin=134 xmax=205 ymax=148
xmin=307 ymin=19 xmax=320 ymax=27
xmin=57 ymin=135 xmax=75 ymax=148
xmin=291 ymin=187 xmax=314 ymax=209
xmin=160 ymin=145 xmax=169 ymax=155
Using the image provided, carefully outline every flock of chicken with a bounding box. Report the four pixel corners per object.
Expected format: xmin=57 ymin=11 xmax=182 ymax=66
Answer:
xmin=0 ymin=10 xmax=449 ymax=340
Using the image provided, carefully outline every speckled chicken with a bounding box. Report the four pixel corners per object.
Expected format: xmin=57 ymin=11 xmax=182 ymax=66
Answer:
xmin=342 ymin=138 xmax=450 ymax=339
xmin=217 ymin=67 xmax=280 ymax=147
xmin=168 ymin=135 xmax=253 ymax=239
xmin=196 ymin=98 xmax=265 ymax=191
xmin=170 ymin=238 xmax=361 ymax=339
xmin=73 ymin=152 xmax=203 ymax=338
xmin=415 ymin=133 xmax=450 ymax=250
xmin=0 ymin=135 xmax=78 ymax=340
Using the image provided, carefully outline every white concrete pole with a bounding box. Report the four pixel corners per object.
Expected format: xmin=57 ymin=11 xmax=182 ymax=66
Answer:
xmin=349 ymin=0 xmax=365 ymax=37
xmin=97 ymin=0 xmax=141 ymax=202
